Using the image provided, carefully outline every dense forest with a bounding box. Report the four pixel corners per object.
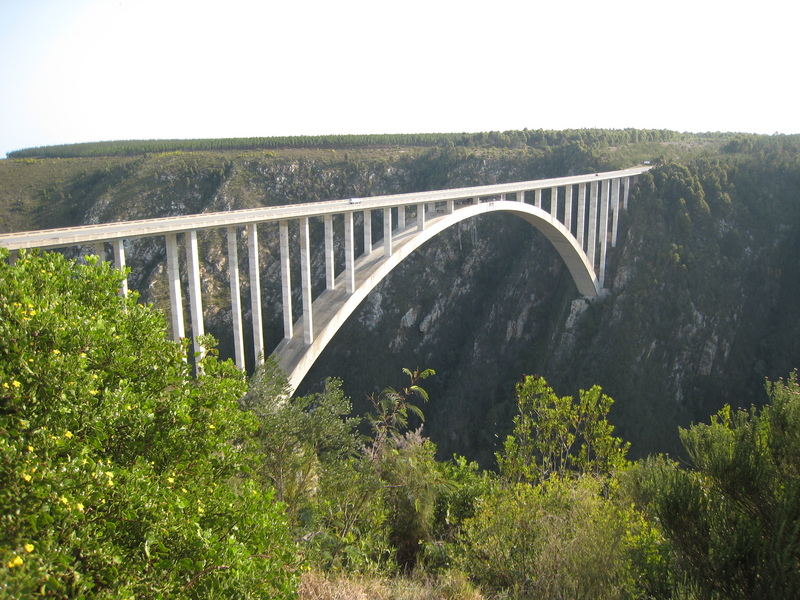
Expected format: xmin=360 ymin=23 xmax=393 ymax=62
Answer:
xmin=1 ymin=129 xmax=800 ymax=598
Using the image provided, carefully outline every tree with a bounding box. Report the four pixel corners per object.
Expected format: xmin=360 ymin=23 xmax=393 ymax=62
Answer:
xmin=0 ymin=249 xmax=299 ymax=599
xmin=497 ymin=375 xmax=629 ymax=483
xmin=638 ymin=371 xmax=800 ymax=598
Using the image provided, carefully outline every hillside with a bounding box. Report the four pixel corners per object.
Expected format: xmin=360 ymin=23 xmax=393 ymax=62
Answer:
xmin=2 ymin=129 xmax=799 ymax=464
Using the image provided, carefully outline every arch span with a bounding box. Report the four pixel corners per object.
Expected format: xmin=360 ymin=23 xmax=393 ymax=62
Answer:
xmin=274 ymin=200 xmax=599 ymax=392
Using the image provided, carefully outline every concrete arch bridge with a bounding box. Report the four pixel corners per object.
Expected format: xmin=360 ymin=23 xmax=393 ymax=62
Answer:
xmin=0 ymin=166 xmax=650 ymax=392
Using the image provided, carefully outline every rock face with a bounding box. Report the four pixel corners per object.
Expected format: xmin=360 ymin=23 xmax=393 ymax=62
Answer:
xmin=3 ymin=145 xmax=799 ymax=466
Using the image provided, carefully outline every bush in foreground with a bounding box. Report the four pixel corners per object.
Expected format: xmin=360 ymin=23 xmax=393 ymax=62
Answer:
xmin=0 ymin=249 xmax=299 ymax=599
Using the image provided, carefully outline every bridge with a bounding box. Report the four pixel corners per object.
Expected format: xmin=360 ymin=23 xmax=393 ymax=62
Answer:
xmin=0 ymin=166 xmax=650 ymax=392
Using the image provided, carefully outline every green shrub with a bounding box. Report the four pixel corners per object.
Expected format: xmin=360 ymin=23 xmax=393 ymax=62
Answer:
xmin=0 ymin=249 xmax=299 ymax=599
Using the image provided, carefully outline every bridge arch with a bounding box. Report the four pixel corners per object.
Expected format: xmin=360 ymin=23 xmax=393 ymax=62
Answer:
xmin=274 ymin=200 xmax=599 ymax=392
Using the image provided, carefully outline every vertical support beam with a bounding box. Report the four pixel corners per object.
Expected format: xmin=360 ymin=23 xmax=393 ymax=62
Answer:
xmin=300 ymin=217 xmax=313 ymax=345
xmin=278 ymin=221 xmax=292 ymax=342
xmin=599 ymin=179 xmax=611 ymax=288
xmin=587 ymin=181 xmax=599 ymax=271
xmin=417 ymin=203 xmax=426 ymax=231
xmin=611 ymin=178 xmax=622 ymax=247
xmin=324 ymin=214 xmax=335 ymax=291
xmin=398 ymin=204 xmax=406 ymax=229
xmin=344 ymin=211 xmax=355 ymax=293
xmin=165 ymin=232 xmax=185 ymax=342
xmin=535 ymin=189 xmax=542 ymax=209
xmin=364 ymin=209 xmax=373 ymax=256
xmin=226 ymin=226 xmax=245 ymax=370
xmin=185 ymin=231 xmax=205 ymax=360
xmin=112 ymin=240 xmax=128 ymax=296
xmin=248 ymin=223 xmax=265 ymax=365
xmin=446 ymin=199 xmax=455 ymax=214
xmin=383 ymin=207 xmax=392 ymax=258
xmin=623 ymin=177 xmax=631 ymax=210
xmin=92 ymin=243 xmax=105 ymax=262
xmin=577 ymin=183 xmax=587 ymax=249
xmin=550 ymin=186 xmax=558 ymax=219
xmin=564 ymin=184 xmax=573 ymax=234
xmin=518 ymin=190 xmax=525 ymax=203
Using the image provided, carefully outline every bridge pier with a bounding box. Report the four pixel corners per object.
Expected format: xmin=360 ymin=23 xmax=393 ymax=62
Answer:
xmin=249 ymin=223 xmax=265 ymax=364
xmin=587 ymin=181 xmax=598 ymax=270
xmin=279 ymin=221 xmax=292 ymax=343
xmin=417 ymin=203 xmax=426 ymax=231
xmin=186 ymin=231 xmax=205 ymax=361
xmin=300 ymin=217 xmax=313 ymax=345
xmin=364 ymin=209 xmax=373 ymax=256
xmin=112 ymin=240 xmax=127 ymax=296
xmin=564 ymin=184 xmax=573 ymax=233
xmin=324 ymin=214 xmax=335 ymax=291
xmin=383 ymin=207 xmax=392 ymax=258
xmin=599 ymin=180 xmax=611 ymax=287
xmin=344 ymin=211 xmax=355 ymax=293
xmin=611 ymin=178 xmax=621 ymax=247
xmin=226 ymin=226 xmax=245 ymax=370
xmin=165 ymin=233 xmax=184 ymax=343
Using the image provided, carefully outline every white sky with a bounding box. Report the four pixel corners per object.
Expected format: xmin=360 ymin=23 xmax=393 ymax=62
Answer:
xmin=1 ymin=0 xmax=798 ymax=158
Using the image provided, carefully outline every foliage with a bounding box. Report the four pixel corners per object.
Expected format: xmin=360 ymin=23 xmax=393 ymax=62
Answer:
xmin=457 ymin=475 xmax=656 ymax=599
xmin=636 ymin=371 xmax=800 ymax=599
xmin=0 ymin=249 xmax=299 ymax=599
xmin=497 ymin=375 xmax=629 ymax=483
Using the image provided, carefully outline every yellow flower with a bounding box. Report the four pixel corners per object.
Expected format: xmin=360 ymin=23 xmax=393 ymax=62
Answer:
xmin=11 ymin=380 xmax=21 ymax=388
xmin=24 ymin=543 xmax=34 ymax=553
xmin=75 ymin=502 xmax=84 ymax=512
xmin=59 ymin=496 xmax=69 ymax=505
xmin=64 ymin=430 xmax=73 ymax=439
xmin=167 ymin=477 xmax=175 ymax=484
xmin=22 ymin=473 xmax=31 ymax=482
xmin=27 ymin=445 xmax=34 ymax=453
xmin=7 ymin=555 xmax=23 ymax=568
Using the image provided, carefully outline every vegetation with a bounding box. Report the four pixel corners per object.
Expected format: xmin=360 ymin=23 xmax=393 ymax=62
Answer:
xmin=2 ymin=129 xmax=800 ymax=597
xmin=4 ymin=128 xmax=715 ymax=159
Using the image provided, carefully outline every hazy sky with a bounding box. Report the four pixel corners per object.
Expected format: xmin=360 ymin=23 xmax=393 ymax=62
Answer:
xmin=1 ymin=0 xmax=797 ymax=158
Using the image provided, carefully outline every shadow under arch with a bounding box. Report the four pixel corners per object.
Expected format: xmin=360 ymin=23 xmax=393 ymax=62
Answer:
xmin=274 ymin=200 xmax=600 ymax=392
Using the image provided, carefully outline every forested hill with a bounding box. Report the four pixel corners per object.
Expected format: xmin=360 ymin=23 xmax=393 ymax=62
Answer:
xmin=2 ymin=129 xmax=799 ymax=464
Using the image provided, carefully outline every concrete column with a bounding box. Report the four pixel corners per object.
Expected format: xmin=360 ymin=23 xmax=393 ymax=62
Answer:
xmin=611 ymin=178 xmax=621 ymax=247
xmin=185 ymin=231 xmax=205 ymax=360
xmin=535 ymin=189 xmax=542 ymax=209
xmin=247 ymin=224 xmax=265 ymax=365
xmin=564 ymin=184 xmax=573 ymax=234
xmin=324 ymin=214 xmax=335 ymax=291
xmin=577 ymin=183 xmax=587 ymax=249
xmin=587 ymin=181 xmax=598 ymax=270
xmin=417 ymin=203 xmax=426 ymax=231
xmin=364 ymin=209 xmax=373 ymax=256
xmin=278 ymin=221 xmax=292 ymax=342
xmin=550 ymin=186 xmax=558 ymax=219
xmin=93 ymin=243 xmax=105 ymax=262
xmin=300 ymin=217 xmax=313 ymax=345
xmin=518 ymin=190 xmax=525 ymax=203
xmin=383 ymin=207 xmax=392 ymax=258
xmin=226 ymin=226 xmax=245 ymax=370
xmin=398 ymin=204 xmax=406 ymax=229
xmin=112 ymin=240 xmax=128 ymax=296
xmin=7 ymin=250 xmax=18 ymax=266
xmin=165 ymin=232 xmax=185 ymax=342
xmin=446 ymin=199 xmax=455 ymax=214
xmin=623 ymin=177 xmax=631 ymax=210
xmin=599 ymin=179 xmax=611 ymax=287
xmin=344 ymin=211 xmax=355 ymax=294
